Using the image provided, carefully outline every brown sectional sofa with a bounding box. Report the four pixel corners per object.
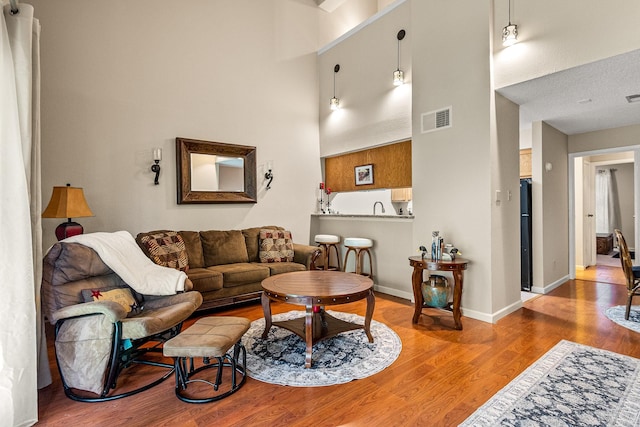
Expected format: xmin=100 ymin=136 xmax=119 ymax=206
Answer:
xmin=136 ymin=226 xmax=320 ymax=312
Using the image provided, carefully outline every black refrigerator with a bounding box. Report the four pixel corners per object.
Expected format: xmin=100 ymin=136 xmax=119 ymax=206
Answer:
xmin=520 ymin=178 xmax=532 ymax=291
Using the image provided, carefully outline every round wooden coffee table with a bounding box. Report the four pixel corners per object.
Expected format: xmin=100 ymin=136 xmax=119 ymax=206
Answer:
xmin=261 ymin=270 xmax=375 ymax=368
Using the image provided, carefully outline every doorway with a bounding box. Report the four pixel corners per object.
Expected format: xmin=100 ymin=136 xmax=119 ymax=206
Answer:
xmin=569 ymin=148 xmax=639 ymax=285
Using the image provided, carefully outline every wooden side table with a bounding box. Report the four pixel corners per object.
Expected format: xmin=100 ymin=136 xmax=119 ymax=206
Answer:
xmin=408 ymin=256 xmax=469 ymax=330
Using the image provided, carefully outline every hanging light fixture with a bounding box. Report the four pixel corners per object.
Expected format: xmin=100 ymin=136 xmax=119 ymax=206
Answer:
xmin=330 ymin=64 xmax=340 ymax=111
xmin=502 ymin=0 xmax=518 ymax=46
xmin=393 ymin=29 xmax=406 ymax=86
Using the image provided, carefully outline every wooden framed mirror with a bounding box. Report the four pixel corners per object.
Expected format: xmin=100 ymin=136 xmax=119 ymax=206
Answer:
xmin=176 ymin=137 xmax=257 ymax=204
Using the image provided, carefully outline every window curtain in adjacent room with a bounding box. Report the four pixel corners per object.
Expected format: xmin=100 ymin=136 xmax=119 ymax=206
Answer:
xmin=1 ymin=3 xmax=49 ymax=426
xmin=595 ymin=169 xmax=620 ymax=235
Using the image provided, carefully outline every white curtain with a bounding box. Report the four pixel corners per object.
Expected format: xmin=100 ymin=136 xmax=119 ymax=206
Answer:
xmin=1 ymin=3 xmax=49 ymax=426
xmin=595 ymin=169 xmax=619 ymax=234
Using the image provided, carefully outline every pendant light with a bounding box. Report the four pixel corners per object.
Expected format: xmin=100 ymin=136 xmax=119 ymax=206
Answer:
xmin=393 ymin=30 xmax=406 ymax=86
xmin=502 ymin=0 xmax=518 ymax=46
xmin=330 ymin=64 xmax=340 ymax=111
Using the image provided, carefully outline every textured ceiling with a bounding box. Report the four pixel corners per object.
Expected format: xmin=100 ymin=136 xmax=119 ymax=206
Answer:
xmin=497 ymin=49 xmax=640 ymax=135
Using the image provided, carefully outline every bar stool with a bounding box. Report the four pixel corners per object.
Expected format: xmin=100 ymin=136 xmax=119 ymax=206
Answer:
xmin=343 ymin=237 xmax=373 ymax=279
xmin=314 ymin=234 xmax=341 ymax=271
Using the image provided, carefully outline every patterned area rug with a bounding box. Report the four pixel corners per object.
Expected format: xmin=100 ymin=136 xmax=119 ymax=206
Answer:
xmin=241 ymin=310 xmax=401 ymax=387
xmin=605 ymin=305 xmax=640 ymax=333
xmin=460 ymin=340 xmax=640 ymax=426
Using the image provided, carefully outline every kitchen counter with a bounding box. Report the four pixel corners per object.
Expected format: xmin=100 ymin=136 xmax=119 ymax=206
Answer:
xmin=309 ymin=213 xmax=415 ymax=302
xmin=312 ymin=213 xmax=414 ymax=220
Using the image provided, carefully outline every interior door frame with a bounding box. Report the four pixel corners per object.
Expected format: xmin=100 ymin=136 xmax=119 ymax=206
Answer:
xmin=568 ymin=145 xmax=640 ymax=279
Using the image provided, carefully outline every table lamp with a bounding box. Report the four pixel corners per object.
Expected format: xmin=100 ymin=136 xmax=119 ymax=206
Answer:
xmin=42 ymin=184 xmax=94 ymax=240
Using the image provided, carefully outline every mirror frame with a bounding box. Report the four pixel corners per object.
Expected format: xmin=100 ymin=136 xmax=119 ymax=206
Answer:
xmin=176 ymin=137 xmax=257 ymax=204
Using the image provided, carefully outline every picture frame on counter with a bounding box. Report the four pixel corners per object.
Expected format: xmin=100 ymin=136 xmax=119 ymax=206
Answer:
xmin=355 ymin=164 xmax=373 ymax=185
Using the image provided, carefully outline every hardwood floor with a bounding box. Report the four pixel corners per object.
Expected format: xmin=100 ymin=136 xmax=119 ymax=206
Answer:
xmin=574 ymin=255 xmax=626 ymax=285
xmin=37 ymin=279 xmax=640 ymax=427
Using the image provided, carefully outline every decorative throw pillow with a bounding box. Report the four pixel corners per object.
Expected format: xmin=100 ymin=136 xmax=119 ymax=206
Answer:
xmin=137 ymin=231 xmax=189 ymax=271
xmin=81 ymin=287 xmax=143 ymax=316
xmin=259 ymin=229 xmax=294 ymax=263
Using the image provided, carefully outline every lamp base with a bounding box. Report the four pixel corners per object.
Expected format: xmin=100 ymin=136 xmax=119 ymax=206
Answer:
xmin=55 ymin=221 xmax=84 ymax=241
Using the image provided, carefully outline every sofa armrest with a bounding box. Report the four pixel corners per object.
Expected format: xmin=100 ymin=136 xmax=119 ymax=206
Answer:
xmin=51 ymin=301 xmax=127 ymax=324
xmin=293 ymin=243 xmax=321 ymax=270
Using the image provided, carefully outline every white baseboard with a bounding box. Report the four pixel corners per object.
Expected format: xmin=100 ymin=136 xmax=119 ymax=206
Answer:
xmin=531 ymin=275 xmax=569 ymax=294
xmin=375 ymin=276 xmax=569 ymax=326
xmin=373 ymin=284 xmax=412 ymax=301
xmin=461 ymin=298 xmax=523 ymax=324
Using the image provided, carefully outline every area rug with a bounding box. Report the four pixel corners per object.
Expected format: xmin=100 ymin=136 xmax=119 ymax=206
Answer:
xmin=241 ymin=310 xmax=401 ymax=387
xmin=460 ymin=340 xmax=640 ymax=426
xmin=605 ymin=305 xmax=640 ymax=333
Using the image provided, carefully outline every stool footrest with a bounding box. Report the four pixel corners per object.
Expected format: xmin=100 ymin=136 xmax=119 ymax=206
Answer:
xmin=173 ymin=342 xmax=247 ymax=404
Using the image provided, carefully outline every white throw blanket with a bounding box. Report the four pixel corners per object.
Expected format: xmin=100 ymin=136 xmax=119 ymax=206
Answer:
xmin=64 ymin=231 xmax=186 ymax=295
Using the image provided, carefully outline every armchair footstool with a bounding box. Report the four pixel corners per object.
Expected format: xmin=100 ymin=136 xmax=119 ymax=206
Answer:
xmin=163 ymin=316 xmax=251 ymax=403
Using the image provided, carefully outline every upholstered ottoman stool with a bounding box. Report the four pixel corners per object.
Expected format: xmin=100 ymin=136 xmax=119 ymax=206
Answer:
xmin=163 ymin=316 xmax=250 ymax=403
xmin=343 ymin=237 xmax=374 ymax=280
xmin=314 ymin=234 xmax=341 ymax=271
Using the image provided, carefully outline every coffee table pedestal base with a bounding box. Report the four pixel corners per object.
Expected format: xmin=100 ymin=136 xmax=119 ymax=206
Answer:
xmin=261 ymin=289 xmax=375 ymax=368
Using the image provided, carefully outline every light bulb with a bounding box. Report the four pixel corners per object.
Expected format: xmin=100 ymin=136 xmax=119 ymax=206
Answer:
xmin=330 ymin=96 xmax=340 ymax=111
xmin=393 ymin=69 xmax=404 ymax=86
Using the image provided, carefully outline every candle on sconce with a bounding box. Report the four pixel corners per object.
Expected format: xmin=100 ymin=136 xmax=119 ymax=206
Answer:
xmin=153 ymin=148 xmax=162 ymax=161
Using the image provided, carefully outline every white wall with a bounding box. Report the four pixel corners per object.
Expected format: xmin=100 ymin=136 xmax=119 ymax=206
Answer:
xmin=33 ymin=0 xmax=323 ymax=249
xmin=493 ymin=0 xmax=640 ymax=89
xmin=532 ymin=121 xmax=569 ymax=292
xmin=318 ymin=1 xmax=411 ymax=157
xmin=318 ymin=0 xmax=379 ymax=47
xmin=569 ymin=124 xmax=640 ymax=154
xmin=490 ymin=93 xmax=521 ymax=315
xmin=412 ymin=0 xmax=502 ymax=320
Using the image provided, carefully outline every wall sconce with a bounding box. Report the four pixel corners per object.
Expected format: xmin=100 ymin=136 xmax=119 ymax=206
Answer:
xmin=393 ymin=29 xmax=406 ymax=86
xmin=502 ymin=0 xmax=518 ymax=46
xmin=42 ymin=183 xmax=94 ymax=240
xmin=264 ymin=161 xmax=274 ymax=190
xmin=151 ymin=148 xmax=162 ymax=185
xmin=545 ymin=162 xmax=553 ymax=172
xmin=330 ymin=64 xmax=340 ymax=111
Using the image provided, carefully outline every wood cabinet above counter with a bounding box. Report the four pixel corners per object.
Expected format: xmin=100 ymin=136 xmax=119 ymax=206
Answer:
xmin=324 ymin=140 xmax=411 ymax=192
xmin=520 ymin=148 xmax=532 ymax=178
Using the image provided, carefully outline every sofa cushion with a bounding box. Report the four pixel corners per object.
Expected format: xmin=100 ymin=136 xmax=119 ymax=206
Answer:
xmin=186 ymin=267 xmax=223 ymax=293
xmin=136 ymin=231 xmax=189 ymax=271
xmin=207 ymin=263 xmax=270 ymax=288
xmin=243 ymin=226 xmax=282 ymax=262
xmin=255 ymin=262 xmax=306 ymax=276
xmin=200 ymin=230 xmax=249 ymax=266
xmin=81 ymin=286 xmax=142 ymax=316
xmin=259 ymin=229 xmax=294 ymax=263
xmin=179 ymin=231 xmax=205 ymax=268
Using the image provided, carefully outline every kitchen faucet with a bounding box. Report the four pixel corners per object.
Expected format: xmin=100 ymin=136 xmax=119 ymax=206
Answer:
xmin=373 ymin=201 xmax=385 ymax=215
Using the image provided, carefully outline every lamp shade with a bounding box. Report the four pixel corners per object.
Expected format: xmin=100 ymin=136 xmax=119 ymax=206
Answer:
xmin=42 ymin=186 xmax=94 ymax=219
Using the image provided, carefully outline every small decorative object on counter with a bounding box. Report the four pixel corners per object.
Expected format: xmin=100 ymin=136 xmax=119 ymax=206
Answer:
xmin=318 ymin=182 xmax=325 ymax=213
xmin=317 ymin=183 xmax=333 ymax=214
xmin=421 ymin=274 xmax=451 ymax=308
